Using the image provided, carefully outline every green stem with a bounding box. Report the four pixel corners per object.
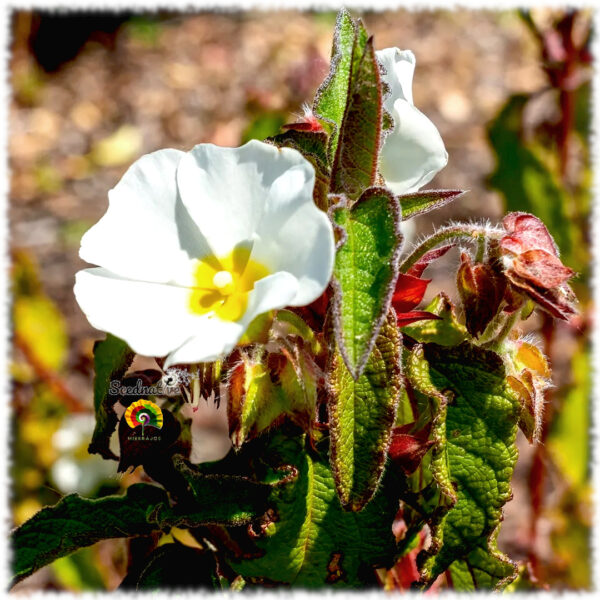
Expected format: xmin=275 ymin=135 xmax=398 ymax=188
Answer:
xmin=400 ymin=224 xmax=501 ymax=274
xmin=482 ymin=310 xmax=521 ymax=350
xmin=475 ymin=234 xmax=486 ymax=263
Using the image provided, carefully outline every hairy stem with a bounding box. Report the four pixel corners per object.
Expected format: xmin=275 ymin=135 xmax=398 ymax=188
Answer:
xmin=400 ymin=224 xmax=501 ymax=274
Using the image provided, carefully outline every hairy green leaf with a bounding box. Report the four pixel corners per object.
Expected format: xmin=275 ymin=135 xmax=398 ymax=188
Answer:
xmin=331 ymin=37 xmax=383 ymax=198
xmin=88 ymin=334 xmax=135 ymax=460
xmin=11 ymin=483 xmax=167 ymax=586
xmin=401 ymin=293 xmax=468 ymax=346
xmin=313 ymin=9 xmax=367 ymax=162
xmin=149 ymin=454 xmax=273 ymax=528
xmin=331 ymin=188 xmax=402 ymax=379
xmin=409 ymin=342 xmax=520 ymax=589
xmin=447 ymin=536 xmax=517 ymax=590
xmin=229 ymin=433 xmax=399 ymax=587
xmin=398 ymin=189 xmax=465 ymax=220
xmin=329 ymin=310 xmax=402 ymax=510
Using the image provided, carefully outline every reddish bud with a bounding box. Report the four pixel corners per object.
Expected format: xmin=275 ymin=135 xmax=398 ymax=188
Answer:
xmin=388 ymin=423 xmax=434 ymax=475
xmin=456 ymin=252 xmax=506 ymax=337
xmin=500 ymin=212 xmax=577 ymax=321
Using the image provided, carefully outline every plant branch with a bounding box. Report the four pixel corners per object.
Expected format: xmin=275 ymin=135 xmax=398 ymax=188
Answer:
xmin=400 ymin=224 xmax=501 ymax=274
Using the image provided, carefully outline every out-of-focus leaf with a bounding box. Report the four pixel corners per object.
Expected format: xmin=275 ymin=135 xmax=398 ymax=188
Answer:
xmin=241 ymin=112 xmax=287 ymax=144
xmin=330 ymin=188 xmax=402 ymax=379
xmin=487 ymin=94 xmax=572 ymax=263
xmin=547 ymin=342 xmax=590 ymax=488
xmin=51 ymin=547 xmax=106 ymax=591
xmin=14 ymin=296 xmax=68 ymax=372
xmin=328 ymin=310 xmax=402 ymax=510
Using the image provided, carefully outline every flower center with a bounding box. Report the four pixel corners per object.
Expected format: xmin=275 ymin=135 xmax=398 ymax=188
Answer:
xmin=188 ymin=247 xmax=269 ymax=321
xmin=212 ymin=270 xmax=235 ymax=295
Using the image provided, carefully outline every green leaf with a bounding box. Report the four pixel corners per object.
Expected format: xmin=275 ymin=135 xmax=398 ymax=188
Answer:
xmin=313 ymin=9 xmax=366 ymax=162
xmin=408 ymin=342 xmax=520 ymax=589
xmin=11 ymin=483 xmax=168 ymax=587
xmin=398 ymin=189 xmax=465 ymax=220
xmin=330 ymin=37 xmax=383 ymax=198
xmin=149 ymin=454 xmax=273 ymax=528
xmin=331 ymin=188 xmax=402 ymax=379
xmin=401 ymin=293 xmax=468 ymax=346
xmin=267 ymin=130 xmax=330 ymax=210
xmin=447 ymin=538 xmax=517 ymax=590
xmin=229 ymin=433 xmax=399 ymax=587
xmin=88 ymin=334 xmax=135 ymax=460
xmin=329 ymin=310 xmax=402 ymax=510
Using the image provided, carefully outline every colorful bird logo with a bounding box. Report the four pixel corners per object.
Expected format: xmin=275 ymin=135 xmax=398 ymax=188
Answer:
xmin=124 ymin=400 xmax=163 ymax=437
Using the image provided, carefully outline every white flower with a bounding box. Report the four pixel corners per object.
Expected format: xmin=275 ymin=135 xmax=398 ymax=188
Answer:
xmin=376 ymin=47 xmax=448 ymax=195
xmin=74 ymin=140 xmax=335 ymax=367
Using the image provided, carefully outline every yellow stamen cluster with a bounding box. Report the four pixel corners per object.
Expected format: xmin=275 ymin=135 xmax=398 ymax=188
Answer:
xmin=188 ymin=247 xmax=269 ymax=321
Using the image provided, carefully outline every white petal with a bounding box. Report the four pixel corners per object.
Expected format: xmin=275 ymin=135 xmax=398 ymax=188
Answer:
xmin=176 ymin=140 xmax=289 ymax=258
xmin=80 ymin=149 xmax=212 ymax=283
xmin=74 ymin=267 xmax=215 ymax=358
xmin=243 ymin=271 xmax=299 ymax=324
xmin=249 ymin=158 xmax=335 ymax=306
xmin=380 ymin=98 xmax=448 ymax=195
xmin=164 ymin=272 xmax=298 ymax=367
xmin=177 ymin=140 xmax=334 ymax=306
xmin=163 ymin=318 xmax=244 ymax=368
xmin=376 ymin=47 xmax=416 ymax=109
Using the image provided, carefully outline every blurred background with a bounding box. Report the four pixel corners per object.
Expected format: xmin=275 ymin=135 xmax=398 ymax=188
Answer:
xmin=9 ymin=8 xmax=592 ymax=591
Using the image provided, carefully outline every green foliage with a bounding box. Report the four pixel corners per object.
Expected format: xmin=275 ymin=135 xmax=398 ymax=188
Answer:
xmin=401 ymin=293 xmax=468 ymax=346
xmin=11 ymin=8 xmax=581 ymax=592
xmin=88 ymin=334 xmax=135 ymax=460
xmin=328 ymin=311 xmax=402 ymax=510
xmin=407 ymin=342 xmax=520 ymax=590
xmin=230 ymin=433 xmax=399 ymax=587
xmin=313 ymin=9 xmax=366 ymax=162
xmin=398 ymin=190 xmax=465 ymax=220
xmin=149 ymin=454 xmax=274 ymax=528
xmin=331 ymin=38 xmax=383 ymax=198
xmin=331 ymin=188 xmax=401 ymax=379
xmin=11 ymin=483 xmax=168 ymax=587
